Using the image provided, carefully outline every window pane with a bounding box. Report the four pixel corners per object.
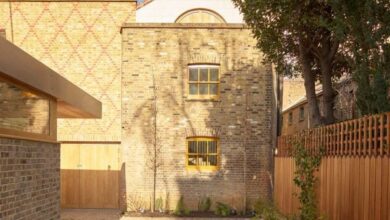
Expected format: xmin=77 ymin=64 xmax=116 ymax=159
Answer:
xmin=188 ymin=141 xmax=197 ymax=153
xmin=189 ymin=68 xmax=198 ymax=81
xmin=199 ymin=84 xmax=208 ymax=95
xmin=188 ymin=155 xmax=197 ymax=166
xmin=200 ymin=68 xmax=208 ymax=81
xmin=208 ymin=155 xmax=217 ymax=166
xmin=299 ymin=107 xmax=305 ymax=121
xmin=189 ymin=83 xmax=198 ymax=95
xmin=208 ymin=141 xmax=217 ymax=153
xmin=209 ymin=84 xmax=218 ymax=95
xmin=198 ymin=141 xmax=207 ymax=154
xmin=0 ymin=80 xmax=50 ymax=135
xmin=198 ymin=155 xmax=207 ymax=166
xmin=210 ymin=68 xmax=219 ymax=81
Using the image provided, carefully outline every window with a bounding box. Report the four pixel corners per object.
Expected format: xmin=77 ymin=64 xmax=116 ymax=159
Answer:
xmin=0 ymin=79 xmax=50 ymax=135
xmin=299 ymin=107 xmax=305 ymax=121
xmin=187 ymin=137 xmax=219 ymax=171
xmin=188 ymin=65 xmax=219 ymax=99
xmin=288 ymin=112 xmax=293 ymax=125
xmin=175 ymin=9 xmax=226 ymax=24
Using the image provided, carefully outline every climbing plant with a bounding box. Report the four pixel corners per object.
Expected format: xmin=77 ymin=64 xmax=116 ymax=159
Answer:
xmin=292 ymin=142 xmax=323 ymax=220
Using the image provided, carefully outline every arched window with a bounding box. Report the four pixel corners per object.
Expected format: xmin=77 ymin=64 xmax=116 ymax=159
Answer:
xmin=175 ymin=9 xmax=226 ymax=24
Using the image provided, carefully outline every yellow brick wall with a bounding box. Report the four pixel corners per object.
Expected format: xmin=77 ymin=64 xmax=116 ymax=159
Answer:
xmin=282 ymin=77 xmax=306 ymax=111
xmin=0 ymin=1 xmax=136 ymax=142
xmin=121 ymin=24 xmax=273 ymax=211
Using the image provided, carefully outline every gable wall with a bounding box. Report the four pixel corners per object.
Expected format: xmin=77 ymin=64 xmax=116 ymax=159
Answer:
xmin=121 ymin=24 xmax=273 ymax=211
xmin=136 ymin=0 xmax=244 ymax=23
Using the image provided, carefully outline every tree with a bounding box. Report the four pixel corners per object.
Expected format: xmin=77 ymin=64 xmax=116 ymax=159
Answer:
xmin=233 ymin=0 xmax=348 ymax=126
xmin=146 ymin=73 xmax=163 ymax=212
xmin=330 ymin=0 xmax=390 ymax=115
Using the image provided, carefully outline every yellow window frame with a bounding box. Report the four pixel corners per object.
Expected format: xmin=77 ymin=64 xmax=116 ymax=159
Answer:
xmin=186 ymin=137 xmax=220 ymax=171
xmin=188 ymin=65 xmax=220 ymax=100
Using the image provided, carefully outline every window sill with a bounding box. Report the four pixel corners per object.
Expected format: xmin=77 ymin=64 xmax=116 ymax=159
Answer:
xmin=185 ymin=98 xmax=221 ymax=102
xmin=186 ymin=166 xmax=219 ymax=172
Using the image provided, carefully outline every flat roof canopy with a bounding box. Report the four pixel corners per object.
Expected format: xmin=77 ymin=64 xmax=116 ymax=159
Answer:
xmin=0 ymin=37 xmax=101 ymax=118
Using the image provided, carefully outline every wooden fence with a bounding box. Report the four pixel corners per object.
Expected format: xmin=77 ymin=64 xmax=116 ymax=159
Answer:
xmin=274 ymin=113 xmax=390 ymax=220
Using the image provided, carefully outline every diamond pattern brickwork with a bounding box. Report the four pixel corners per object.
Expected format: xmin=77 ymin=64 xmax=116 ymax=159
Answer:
xmin=0 ymin=2 xmax=136 ymax=141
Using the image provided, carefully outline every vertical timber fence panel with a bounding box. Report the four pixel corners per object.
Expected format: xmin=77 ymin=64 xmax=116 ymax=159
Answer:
xmin=275 ymin=113 xmax=390 ymax=220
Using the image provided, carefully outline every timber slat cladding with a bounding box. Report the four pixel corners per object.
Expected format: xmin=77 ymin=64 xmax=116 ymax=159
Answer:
xmin=275 ymin=112 xmax=390 ymax=220
xmin=274 ymin=156 xmax=390 ymax=220
xmin=277 ymin=112 xmax=390 ymax=157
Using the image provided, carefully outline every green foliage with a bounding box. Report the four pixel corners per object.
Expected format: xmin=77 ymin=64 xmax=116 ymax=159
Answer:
xmin=232 ymin=0 xmax=321 ymax=76
xmin=232 ymin=0 xmax=349 ymax=126
xmin=329 ymin=0 xmax=390 ymax=115
xmin=214 ymin=202 xmax=231 ymax=217
xmin=293 ymin=142 xmax=323 ymax=220
xmin=173 ymin=196 xmax=190 ymax=216
xmin=197 ymin=196 xmax=211 ymax=212
xmin=234 ymin=0 xmax=390 ymax=119
xmin=253 ymin=199 xmax=285 ymax=220
xmin=231 ymin=0 xmax=351 ymax=79
xmin=155 ymin=197 xmax=163 ymax=212
xmin=355 ymin=69 xmax=390 ymax=115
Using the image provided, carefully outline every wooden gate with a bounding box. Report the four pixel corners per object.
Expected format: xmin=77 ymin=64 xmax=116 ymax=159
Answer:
xmin=60 ymin=144 xmax=120 ymax=209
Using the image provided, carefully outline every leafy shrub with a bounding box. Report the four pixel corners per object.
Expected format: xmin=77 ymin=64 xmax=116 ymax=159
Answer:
xmin=293 ymin=142 xmax=324 ymax=220
xmin=214 ymin=202 xmax=231 ymax=217
xmin=198 ymin=196 xmax=212 ymax=212
xmin=173 ymin=196 xmax=190 ymax=216
xmin=253 ymin=199 xmax=284 ymax=220
xmin=155 ymin=197 xmax=163 ymax=212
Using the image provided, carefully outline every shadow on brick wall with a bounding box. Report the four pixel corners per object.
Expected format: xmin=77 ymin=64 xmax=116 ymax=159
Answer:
xmin=122 ymin=31 xmax=273 ymax=212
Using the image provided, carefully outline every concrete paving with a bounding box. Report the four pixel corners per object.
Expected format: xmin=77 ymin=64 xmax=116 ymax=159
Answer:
xmin=61 ymin=209 xmax=252 ymax=220
xmin=61 ymin=209 xmax=122 ymax=220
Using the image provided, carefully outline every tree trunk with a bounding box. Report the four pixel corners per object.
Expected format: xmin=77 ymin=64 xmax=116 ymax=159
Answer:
xmin=319 ymin=58 xmax=336 ymax=124
xmin=299 ymin=42 xmax=323 ymax=127
xmin=152 ymin=74 xmax=157 ymax=213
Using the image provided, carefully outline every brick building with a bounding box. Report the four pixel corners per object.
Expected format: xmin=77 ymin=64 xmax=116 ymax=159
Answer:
xmin=0 ymin=0 xmax=275 ymax=216
xmin=281 ymin=78 xmax=357 ymax=135
xmin=0 ymin=37 xmax=101 ymax=219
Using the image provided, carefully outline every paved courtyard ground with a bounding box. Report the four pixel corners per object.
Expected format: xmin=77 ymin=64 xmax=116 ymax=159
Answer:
xmin=61 ymin=209 xmax=251 ymax=220
xmin=61 ymin=209 xmax=121 ymax=220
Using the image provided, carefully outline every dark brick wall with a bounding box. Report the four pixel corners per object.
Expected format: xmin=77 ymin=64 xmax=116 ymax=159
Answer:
xmin=0 ymin=137 xmax=60 ymax=220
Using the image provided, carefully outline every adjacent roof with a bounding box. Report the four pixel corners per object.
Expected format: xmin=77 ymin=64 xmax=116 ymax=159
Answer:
xmin=282 ymin=76 xmax=353 ymax=113
xmin=0 ymin=37 xmax=102 ymax=119
xmin=137 ymin=0 xmax=153 ymax=9
xmin=282 ymin=91 xmax=323 ymax=113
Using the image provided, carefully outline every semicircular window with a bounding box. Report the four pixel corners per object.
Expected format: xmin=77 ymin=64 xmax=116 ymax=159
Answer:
xmin=175 ymin=9 xmax=226 ymax=24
